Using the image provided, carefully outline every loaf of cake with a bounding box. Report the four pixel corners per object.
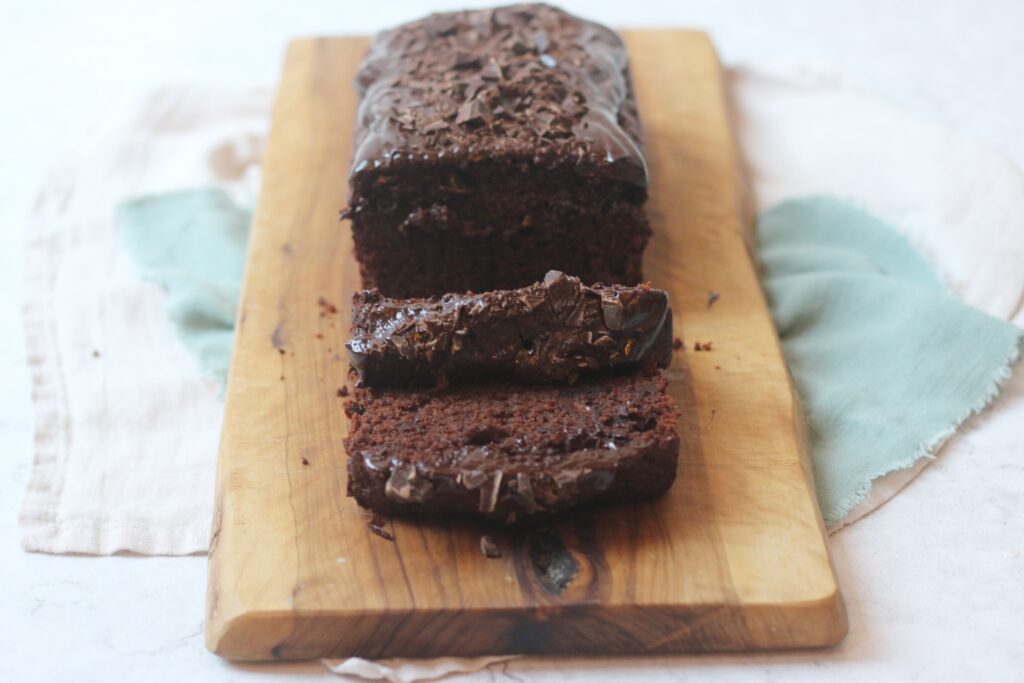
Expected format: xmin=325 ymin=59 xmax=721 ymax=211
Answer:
xmin=347 ymin=270 xmax=672 ymax=387
xmin=344 ymin=372 xmax=679 ymax=522
xmin=343 ymin=4 xmax=650 ymax=297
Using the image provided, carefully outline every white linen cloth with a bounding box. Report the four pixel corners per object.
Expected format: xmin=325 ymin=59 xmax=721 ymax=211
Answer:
xmin=17 ymin=68 xmax=1024 ymax=681
xmin=19 ymin=87 xmax=267 ymax=555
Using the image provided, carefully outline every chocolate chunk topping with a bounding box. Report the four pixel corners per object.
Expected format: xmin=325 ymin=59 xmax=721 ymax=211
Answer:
xmin=543 ymin=269 xmax=580 ymax=314
xmin=452 ymin=50 xmax=482 ymax=69
xmin=347 ymin=270 xmax=673 ymax=387
xmin=480 ymin=534 xmax=502 ymax=558
xmin=348 ymin=4 xmax=647 ymax=188
xmin=385 ymin=463 xmax=434 ymax=502
xmin=480 ymin=58 xmax=504 ymax=81
xmin=532 ymin=29 xmax=550 ymax=53
xmin=368 ymin=515 xmax=395 ymax=541
xmin=456 ymin=98 xmax=492 ymax=127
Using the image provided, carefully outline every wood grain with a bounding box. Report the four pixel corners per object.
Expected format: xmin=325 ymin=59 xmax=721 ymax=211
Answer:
xmin=205 ymin=30 xmax=847 ymax=661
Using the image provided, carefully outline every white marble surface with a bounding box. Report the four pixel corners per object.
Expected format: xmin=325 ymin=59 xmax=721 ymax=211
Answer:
xmin=1 ymin=1 xmax=1023 ymax=680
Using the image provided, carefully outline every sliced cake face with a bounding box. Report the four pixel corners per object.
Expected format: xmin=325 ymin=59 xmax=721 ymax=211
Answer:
xmin=344 ymin=372 xmax=679 ymax=522
xmin=347 ymin=271 xmax=673 ymax=387
xmin=345 ymin=3 xmax=651 ymax=297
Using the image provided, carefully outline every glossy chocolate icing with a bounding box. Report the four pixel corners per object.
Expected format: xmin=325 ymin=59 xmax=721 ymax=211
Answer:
xmin=348 ymin=3 xmax=647 ymax=190
xmin=347 ymin=270 xmax=672 ymax=387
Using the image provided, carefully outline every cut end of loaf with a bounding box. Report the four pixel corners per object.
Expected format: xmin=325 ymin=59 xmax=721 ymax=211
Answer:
xmin=344 ymin=370 xmax=680 ymax=522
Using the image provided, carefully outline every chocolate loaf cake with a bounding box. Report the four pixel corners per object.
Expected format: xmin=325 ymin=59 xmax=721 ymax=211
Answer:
xmin=348 ymin=271 xmax=672 ymax=387
xmin=344 ymin=4 xmax=650 ymax=297
xmin=344 ymin=371 xmax=679 ymax=522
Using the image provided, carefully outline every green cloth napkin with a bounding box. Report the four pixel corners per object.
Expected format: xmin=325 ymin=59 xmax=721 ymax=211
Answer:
xmin=117 ymin=190 xmax=1022 ymax=526
xmin=119 ymin=189 xmax=250 ymax=384
xmin=759 ymin=197 xmax=1022 ymax=523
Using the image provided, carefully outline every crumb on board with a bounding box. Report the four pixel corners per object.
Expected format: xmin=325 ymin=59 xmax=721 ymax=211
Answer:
xmin=301 ymin=457 xmax=310 ymax=466
xmin=707 ymin=291 xmax=720 ymax=309
xmin=277 ymin=348 xmax=286 ymax=355
xmin=337 ymin=386 xmax=349 ymax=397
xmin=317 ymin=296 xmax=339 ymax=316
xmin=315 ymin=333 xmax=324 ymax=339
xmin=715 ymin=365 xmax=721 ymax=370
xmin=672 ymin=337 xmax=684 ymax=351
xmin=693 ymin=341 xmax=714 ymax=352
xmin=480 ymin=534 xmax=502 ymax=558
xmin=368 ymin=515 xmax=395 ymax=541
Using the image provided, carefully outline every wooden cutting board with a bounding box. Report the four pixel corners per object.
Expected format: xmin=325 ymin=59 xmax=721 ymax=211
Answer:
xmin=205 ymin=30 xmax=847 ymax=661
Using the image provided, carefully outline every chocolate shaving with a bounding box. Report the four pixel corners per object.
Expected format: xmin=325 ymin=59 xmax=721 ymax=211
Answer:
xmin=421 ymin=119 xmax=450 ymax=133
xmin=478 ymin=471 xmax=503 ymax=513
xmin=456 ymin=98 xmax=491 ymax=127
xmin=452 ymin=50 xmax=482 ymax=69
xmin=385 ymin=463 xmax=434 ymax=502
xmin=532 ymin=30 xmax=550 ymax=53
xmin=480 ymin=58 xmax=504 ymax=81
xmin=368 ymin=515 xmax=395 ymax=541
xmin=543 ymin=269 xmax=579 ymax=313
xmin=480 ymin=534 xmax=502 ymax=558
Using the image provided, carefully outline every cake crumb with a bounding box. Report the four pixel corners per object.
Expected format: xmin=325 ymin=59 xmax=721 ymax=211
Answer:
xmin=337 ymin=386 xmax=349 ymax=397
xmin=317 ymin=296 xmax=339 ymax=315
xmin=707 ymin=291 xmax=720 ymax=309
xmin=277 ymin=348 xmax=286 ymax=355
xmin=480 ymin=535 xmax=502 ymax=558
xmin=368 ymin=515 xmax=395 ymax=541
xmin=672 ymin=337 xmax=684 ymax=351
xmin=694 ymin=341 xmax=714 ymax=352
xmin=301 ymin=457 xmax=310 ymax=466
xmin=315 ymin=333 xmax=324 ymax=339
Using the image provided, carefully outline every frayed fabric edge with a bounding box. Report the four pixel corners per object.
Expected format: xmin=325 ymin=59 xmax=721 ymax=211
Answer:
xmin=825 ymin=335 xmax=1023 ymax=531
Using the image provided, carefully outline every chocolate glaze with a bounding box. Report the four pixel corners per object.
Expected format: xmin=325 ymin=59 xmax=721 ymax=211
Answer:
xmin=347 ymin=270 xmax=672 ymax=387
xmin=347 ymin=3 xmax=647 ymax=196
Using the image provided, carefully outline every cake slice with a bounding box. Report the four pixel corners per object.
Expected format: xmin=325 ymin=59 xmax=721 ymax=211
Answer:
xmin=347 ymin=271 xmax=672 ymax=387
xmin=344 ymin=371 xmax=679 ymax=522
xmin=343 ymin=4 xmax=650 ymax=297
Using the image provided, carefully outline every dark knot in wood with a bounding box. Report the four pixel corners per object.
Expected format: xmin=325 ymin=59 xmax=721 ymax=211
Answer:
xmin=528 ymin=527 xmax=579 ymax=594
